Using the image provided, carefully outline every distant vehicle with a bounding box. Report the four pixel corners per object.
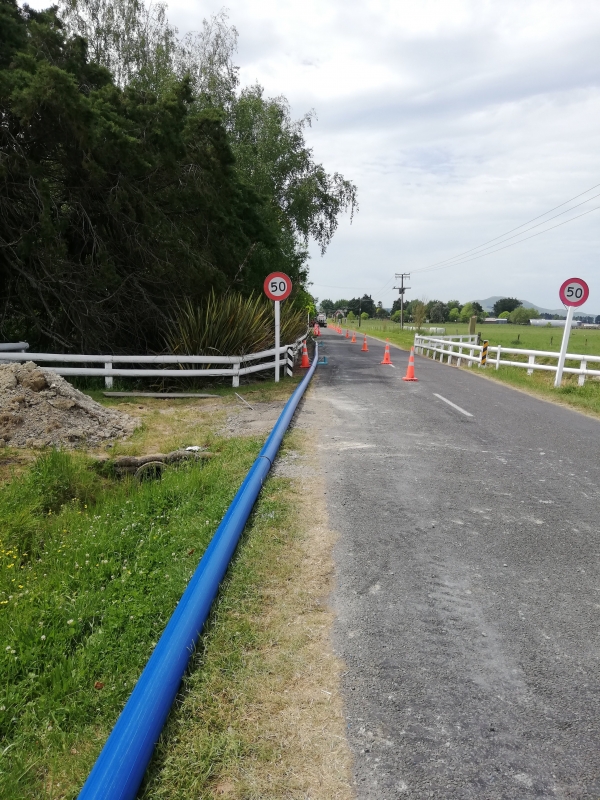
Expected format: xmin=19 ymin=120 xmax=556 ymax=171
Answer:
xmin=317 ymin=313 xmax=327 ymax=327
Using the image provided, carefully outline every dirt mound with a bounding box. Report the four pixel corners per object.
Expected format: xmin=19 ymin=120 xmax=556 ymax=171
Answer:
xmin=0 ymin=362 xmax=139 ymax=449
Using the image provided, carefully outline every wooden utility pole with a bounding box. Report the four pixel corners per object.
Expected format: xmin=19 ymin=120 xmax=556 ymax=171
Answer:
xmin=394 ymin=273 xmax=411 ymax=329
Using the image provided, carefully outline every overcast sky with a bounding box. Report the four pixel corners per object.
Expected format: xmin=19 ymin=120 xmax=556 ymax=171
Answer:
xmin=167 ymin=0 xmax=600 ymax=311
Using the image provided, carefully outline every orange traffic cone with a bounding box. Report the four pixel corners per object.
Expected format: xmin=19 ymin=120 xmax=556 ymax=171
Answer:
xmin=402 ymin=346 xmax=418 ymax=381
xmin=351 ymin=331 xmax=356 ymax=343
xmin=345 ymin=329 xmax=349 ymax=338
xmin=381 ymin=339 xmax=393 ymax=365
xmin=300 ymin=342 xmax=310 ymax=368
xmin=361 ymin=335 xmax=368 ymax=352
xmin=313 ymin=323 xmax=320 ymax=337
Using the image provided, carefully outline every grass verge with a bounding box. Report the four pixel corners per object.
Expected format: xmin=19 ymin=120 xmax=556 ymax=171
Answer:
xmin=0 ymin=379 xmax=352 ymax=798
xmin=139 ymin=427 xmax=352 ymax=799
xmin=0 ymin=441 xmax=261 ymax=798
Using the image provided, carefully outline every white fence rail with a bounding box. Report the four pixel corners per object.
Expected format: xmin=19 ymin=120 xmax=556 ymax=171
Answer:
xmin=414 ymin=334 xmax=600 ymax=386
xmin=0 ymin=342 xmax=29 ymax=353
xmin=0 ymin=335 xmax=308 ymax=388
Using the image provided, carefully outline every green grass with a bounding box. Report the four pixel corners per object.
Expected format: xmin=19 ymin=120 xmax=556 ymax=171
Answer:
xmin=0 ymin=438 xmax=264 ymax=798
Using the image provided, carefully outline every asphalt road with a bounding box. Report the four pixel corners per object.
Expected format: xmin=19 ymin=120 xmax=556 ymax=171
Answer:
xmin=312 ymin=329 xmax=600 ymax=800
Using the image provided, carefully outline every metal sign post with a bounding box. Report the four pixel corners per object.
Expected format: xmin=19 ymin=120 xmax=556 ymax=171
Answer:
xmin=264 ymin=272 xmax=293 ymax=382
xmin=554 ymin=277 xmax=589 ymax=388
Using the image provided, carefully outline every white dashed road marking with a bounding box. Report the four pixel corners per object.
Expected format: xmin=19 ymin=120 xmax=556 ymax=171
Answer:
xmin=433 ymin=393 xmax=473 ymax=418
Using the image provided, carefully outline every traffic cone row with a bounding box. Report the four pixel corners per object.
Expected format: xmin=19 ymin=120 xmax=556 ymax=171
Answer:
xmin=322 ymin=325 xmax=418 ymax=380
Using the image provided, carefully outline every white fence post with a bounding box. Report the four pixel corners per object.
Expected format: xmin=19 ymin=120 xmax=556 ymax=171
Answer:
xmin=496 ymin=346 xmax=501 ymax=370
xmin=105 ymin=361 xmax=113 ymax=389
xmin=527 ymin=354 xmax=535 ymax=375
xmin=579 ymin=359 xmax=587 ymax=386
xmin=232 ymin=359 xmax=240 ymax=388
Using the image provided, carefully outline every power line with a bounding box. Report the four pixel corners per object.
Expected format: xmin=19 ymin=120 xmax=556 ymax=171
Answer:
xmin=415 ymin=203 xmax=600 ymax=274
xmin=412 ymin=180 xmax=600 ymax=274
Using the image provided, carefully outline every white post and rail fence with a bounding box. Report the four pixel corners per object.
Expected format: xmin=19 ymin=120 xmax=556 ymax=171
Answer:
xmin=414 ymin=277 xmax=593 ymax=388
xmin=414 ymin=333 xmax=600 ymax=386
xmin=0 ymin=335 xmax=308 ymax=388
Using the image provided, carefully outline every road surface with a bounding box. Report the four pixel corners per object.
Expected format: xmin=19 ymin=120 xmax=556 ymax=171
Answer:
xmin=312 ymin=329 xmax=600 ymax=800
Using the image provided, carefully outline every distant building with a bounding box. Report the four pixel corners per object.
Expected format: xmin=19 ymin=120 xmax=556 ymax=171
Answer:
xmin=530 ymin=319 xmax=581 ymax=328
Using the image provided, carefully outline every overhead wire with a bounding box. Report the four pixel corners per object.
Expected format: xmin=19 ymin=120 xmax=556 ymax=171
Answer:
xmin=412 ymin=180 xmax=600 ymax=274
xmin=415 ymin=203 xmax=600 ymax=274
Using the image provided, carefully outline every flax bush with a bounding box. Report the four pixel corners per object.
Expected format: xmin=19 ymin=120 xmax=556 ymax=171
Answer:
xmin=166 ymin=291 xmax=307 ymax=357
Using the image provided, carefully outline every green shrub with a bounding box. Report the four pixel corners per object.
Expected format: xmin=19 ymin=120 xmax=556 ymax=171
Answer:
xmin=166 ymin=291 xmax=307 ymax=357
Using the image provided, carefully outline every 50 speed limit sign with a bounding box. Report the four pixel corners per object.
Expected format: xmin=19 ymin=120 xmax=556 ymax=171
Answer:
xmin=264 ymin=272 xmax=292 ymax=301
xmin=559 ymin=277 xmax=589 ymax=307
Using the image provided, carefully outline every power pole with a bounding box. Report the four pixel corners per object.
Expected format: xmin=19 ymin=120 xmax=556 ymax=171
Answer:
xmin=394 ymin=273 xmax=410 ymax=330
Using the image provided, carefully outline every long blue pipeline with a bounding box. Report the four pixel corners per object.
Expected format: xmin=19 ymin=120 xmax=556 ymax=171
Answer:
xmin=78 ymin=345 xmax=318 ymax=800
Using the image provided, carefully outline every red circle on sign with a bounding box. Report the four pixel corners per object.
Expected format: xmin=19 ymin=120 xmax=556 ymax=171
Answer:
xmin=264 ymin=272 xmax=292 ymax=301
xmin=559 ymin=277 xmax=589 ymax=307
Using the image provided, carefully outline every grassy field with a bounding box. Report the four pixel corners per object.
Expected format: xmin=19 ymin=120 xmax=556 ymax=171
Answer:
xmin=334 ymin=319 xmax=600 ymax=417
xmin=0 ymin=378 xmax=352 ymax=799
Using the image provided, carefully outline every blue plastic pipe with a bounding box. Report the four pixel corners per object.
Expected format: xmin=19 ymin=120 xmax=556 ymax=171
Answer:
xmin=78 ymin=344 xmax=318 ymax=800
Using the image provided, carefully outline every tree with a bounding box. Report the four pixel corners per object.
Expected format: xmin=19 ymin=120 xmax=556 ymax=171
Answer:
xmin=59 ymin=0 xmax=239 ymax=101
xmin=347 ymin=294 xmax=374 ymax=318
xmin=510 ymin=306 xmax=539 ymax=324
xmin=493 ymin=297 xmax=522 ymax=316
xmin=0 ymin=3 xmax=278 ymax=351
xmin=412 ymin=301 xmax=427 ymax=330
xmin=429 ymin=302 xmax=447 ymax=323
xmin=447 ymin=299 xmax=462 ymax=312
xmin=1 ymin=0 xmax=357 ymax=351
xmin=448 ymin=307 xmax=460 ymax=322
xmin=347 ymin=310 xmax=355 ymax=321
xmin=459 ymin=303 xmax=475 ymax=323
xmin=334 ymin=299 xmax=350 ymax=313
xmin=319 ymin=299 xmax=335 ymax=314
xmin=360 ymin=312 xmax=369 ymax=321
xmin=227 ymin=85 xmax=357 ymax=294
xmin=498 ymin=311 xmax=510 ymax=319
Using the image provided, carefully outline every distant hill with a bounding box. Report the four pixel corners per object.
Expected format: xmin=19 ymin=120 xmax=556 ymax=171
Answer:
xmin=476 ymin=296 xmax=598 ymax=318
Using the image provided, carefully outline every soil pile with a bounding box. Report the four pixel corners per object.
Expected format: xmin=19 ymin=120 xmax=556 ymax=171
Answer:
xmin=0 ymin=362 xmax=139 ymax=448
